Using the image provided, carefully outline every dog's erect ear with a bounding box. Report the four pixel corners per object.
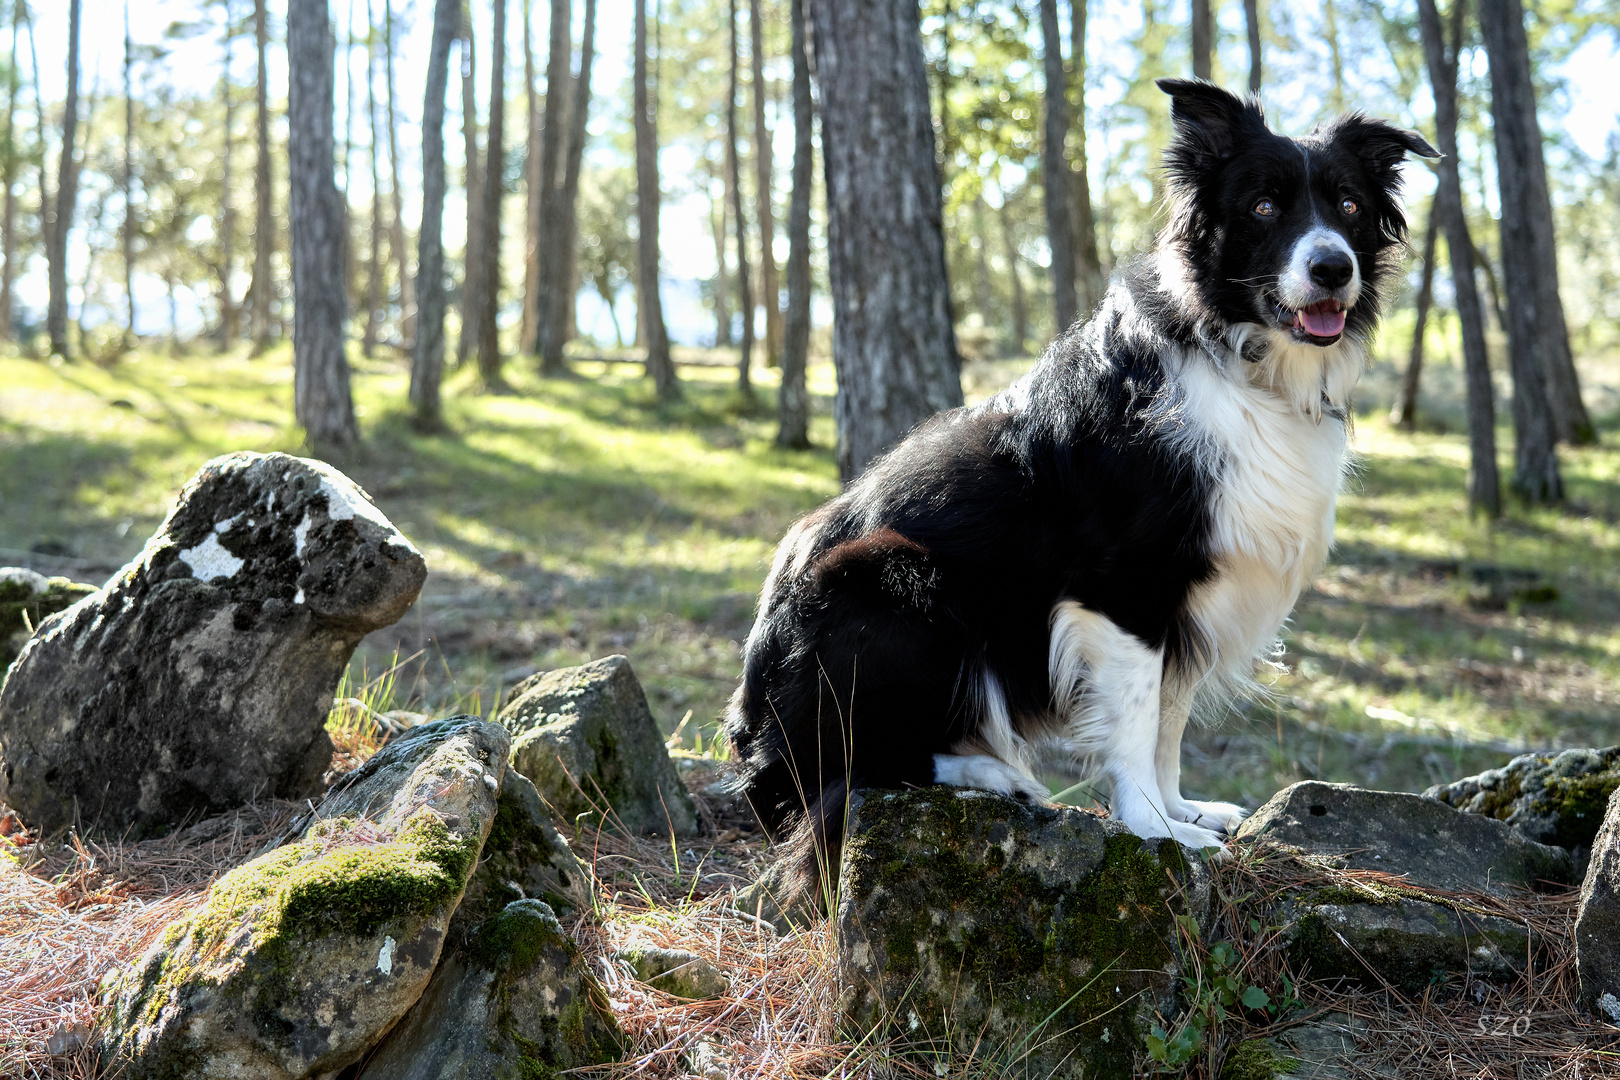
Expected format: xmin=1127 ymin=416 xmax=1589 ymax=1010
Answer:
xmin=1329 ymin=114 xmax=1441 ymax=175
xmin=1157 ymin=78 xmax=1257 ymax=162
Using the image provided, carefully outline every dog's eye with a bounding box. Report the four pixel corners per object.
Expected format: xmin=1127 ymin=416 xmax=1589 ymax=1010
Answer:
xmin=1341 ymin=197 xmax=1360 ymax=215
xmin=1254 ymin=199 xmax=1275 ymax=217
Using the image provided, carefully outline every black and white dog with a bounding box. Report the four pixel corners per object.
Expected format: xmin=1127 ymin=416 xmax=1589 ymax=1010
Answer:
xmin=724 ymin=79 xmax=1437 ymax=877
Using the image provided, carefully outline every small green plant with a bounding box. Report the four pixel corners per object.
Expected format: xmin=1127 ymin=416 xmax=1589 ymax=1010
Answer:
xmin=1146 ymin=927 xmax=1300 ymax=1071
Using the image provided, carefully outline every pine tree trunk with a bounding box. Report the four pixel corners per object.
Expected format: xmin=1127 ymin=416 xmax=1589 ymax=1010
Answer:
xmin=122 ymin=3 xmax=136 ymax=342
xmin=1039 ymin=0 xmax=1076 ymax=337
xmin=0 ymin=0 xmax=18 ymax=341
xmin=46 ymin=0 xmax=81 ymax=359
xmin=384 ymin=0 xmax=414 ymax=347
xmin=458 ymin=4 xmax=483 ymax=366
xmin=973 ymin=197 xmax=992 ymax=324
xmin=728 ymin=0 xmax=755 ymax=399
xmin=1477 ymin=0 xmax=1592 ymax=447
xmin=750 ymin=0 xmax=781 ymax=366
xmin=520 ymin=0 xmax=539 ymax=352
xmin=363 ymin=0 xmax=382 ymax=358
xmin=249 ymin=0 xmax=274 ymax=352
xmin=1417 ymin=0 xmax=1499 ymax=516
xmin=544 ymin=0 xmax=594 ymax=374
xmin=1323 ymin=0 xmax=1345 ymax=111
xmin=711 ymin=191 xmax=731 ymax=346
xmin=1243 ymin=0 xmax=1262 ymax=92
xmin=1069 ymin=0 xmax=1102 ymax=316
xmin=1392 ymin=202 xmax=1439 ymax=431
xmin=412 ymin=0 xmax=458 ymax=431
xmin=288 ymin=0 xmax=357 ymax=448
xmin=775 ymin=0 xmax=812 ymax=448
xmin=219 ymin=0 xmax=238 ymax=351
xmin=1000 ymin=196 xmax=1028 ymax=356
xmin=1190 ymin=0 xmax=1212 ymax=79
xmin=812 ymin=0 xmax=961 ymax=480
xmin=635 ymin=0 xmax=678 ymax=399
xmin=532 ymin=0 xmax=570 ymax=367
xmin=477 ymin=0 xmax=507 ymax=388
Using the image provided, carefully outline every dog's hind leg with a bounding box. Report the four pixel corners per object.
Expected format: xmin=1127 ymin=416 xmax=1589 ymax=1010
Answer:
xmin=1050 ymin=601 xmax=1226 ymax=851
xmin=1155 ymin=677 xmax=1248 ymax=835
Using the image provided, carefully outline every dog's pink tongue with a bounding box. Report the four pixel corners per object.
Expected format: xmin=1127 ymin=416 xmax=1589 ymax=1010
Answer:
xmin=1298 ymin=302 xmax=1346 ymax=337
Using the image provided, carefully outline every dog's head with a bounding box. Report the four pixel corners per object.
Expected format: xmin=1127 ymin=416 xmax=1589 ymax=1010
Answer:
xmin=1155 ymin=78 xmax=1438 ymax=349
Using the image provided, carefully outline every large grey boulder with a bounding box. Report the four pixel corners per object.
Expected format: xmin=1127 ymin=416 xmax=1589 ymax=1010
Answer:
xmin=99 ymin=717 xmax=507 ymax=1080
xmin=1576 ymin=787 xmax=1620 ymax=1020
xmin=356 ymin=898 xmax=622 ymax=1080
xmin=837 ymin=788 xmax=1211 ymax=1080
xmin=1236 ymin=781 xmax=1576 ymax=897
xmin=499 ymin=655 xmax=698 ymax=836
xmin=0 ymin=568 xmax=97 ymax=672
xmin=0 ymin=452 xmax=426 ymax=836
xmin=1427 ymin=746 xmax=1620 ymax=853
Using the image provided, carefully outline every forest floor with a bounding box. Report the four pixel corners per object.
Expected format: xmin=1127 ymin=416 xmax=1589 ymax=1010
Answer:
xmin=4 ymin=338 xmax=1620 ymax=1077
xmin=3 ymin=338 xmax=1620 ymax=804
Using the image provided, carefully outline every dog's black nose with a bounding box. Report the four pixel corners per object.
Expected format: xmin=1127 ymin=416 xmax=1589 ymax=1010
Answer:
xmin=1308 ymin=249 xmax=1354 ymax=289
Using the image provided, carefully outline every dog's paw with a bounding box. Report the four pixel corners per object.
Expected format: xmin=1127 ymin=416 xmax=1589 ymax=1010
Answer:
xmin=1167 ymin=819 xmax=1230 ymax=854
xmin=933 ymin=754 xmax=1052 ymax=805
xmin=1175 ymin=799 xmax=1249 ymax=835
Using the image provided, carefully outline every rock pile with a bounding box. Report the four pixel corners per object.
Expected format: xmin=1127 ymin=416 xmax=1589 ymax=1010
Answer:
xmin=1427 ymin=746 xmax=1620 ymax=853
xmin=0 ymin=451 xmax=427 ymax=836
xmin=0 ymin=567 xmax=97 ymax=670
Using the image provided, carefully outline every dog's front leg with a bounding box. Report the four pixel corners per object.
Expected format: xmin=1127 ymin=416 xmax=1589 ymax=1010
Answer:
xmin=1155 ymin=677 xmax=1248 ymax=835
xmin=1050 ymin=602 xmax=1226 ymax=851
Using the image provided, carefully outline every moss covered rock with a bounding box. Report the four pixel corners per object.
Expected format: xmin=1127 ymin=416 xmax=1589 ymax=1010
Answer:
xmin=99 ymin=718 xmax=506 ymax=1080
xmin=0 ymin=452 xmax=427 ymax=837
xmin=616 ymin=945 xmax=728 ymax=1000
xmin=1236 ymin=781 xmax=1575 ymax=898
xmin=499 ymin=655 xmax=698 ymax=836
xmin=1576 ymin=787 xmax=1620 ymax=1017
xmin=837 ymin=788 xmax=1211 ymax=1080
xmin=1427 ymin=746 xmax=1620 ymax=853
xmin=0 ymin=567 xmax=97 ymax=673
xmin=357 ymin=900 xmax=623 ymax=1079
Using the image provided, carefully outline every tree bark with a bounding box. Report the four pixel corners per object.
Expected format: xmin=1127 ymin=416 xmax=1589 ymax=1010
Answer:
xmin=46 ymin=0 xmax=81 ymax=358
xmin=458 ymin=4 xmax=483 ymax=367
xmin=363 ymin=0 xmax=383 ymax=358
xmin=1477 ymin=0 xmax=1592 ymax=447
xmin=635 ymin=0 xmax=677 ymax=399
xmin=1243 ymin=0 xmax=1262 ymax=92
xmin=711 ymin=189 xmax=731 ymax=346
xmin=776 ymin=0 xmax=812 ymax=448
xmin=750 ymin=0 xmax=781 ymax=365
xmin=520 ymin=0 xmax=539 ymax=353
xmin=384 ymin=0 xmax=414 ymax=346
xmin=531 ymin=0 xmax=570 ymax=367
xmin=477 ymin=0 xmax=507 ymax=388
xmin=249 ymin=0 xmax=274 ymax=352
xmin=543 ymin=0 xmax=594 ymax=374
xmin=812 ymin=0 xmax=961 ymax=481
xmin=1391 ymin=200 xmax=1439 ymax=431
xmin=1417 ymin=0 xmax=1499 ymax=516
xmin=122 ymin=1 xmax=136 ymax=342
xmin=728 ymin=0 xmax=755 ymax=399
xmin=1190 ymin=0 xmax=1212 ymax=80
xmin=0 ymin=0 xmax=19 ymax=341
xmin=218 ymin=0 xmax=238 ymax=350
xmin=1039 ymin=0 xmax=1076 ymax=337
xmin=288 ymin=0 xmax=357 ymax=448
xmin=1323 ymin=0 xmax=1345 ymax=112
xmin=1069 ymin=0 xmax=1102 ymax=315
xmin=412 ymin=0 xmax=459 ymax=431
xmin=1000 ymin=196 xmax=1028 ymax=356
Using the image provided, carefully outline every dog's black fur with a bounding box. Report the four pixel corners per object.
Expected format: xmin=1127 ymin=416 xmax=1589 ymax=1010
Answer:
xmin=723 ymin=79 xmax=1437 ymax=892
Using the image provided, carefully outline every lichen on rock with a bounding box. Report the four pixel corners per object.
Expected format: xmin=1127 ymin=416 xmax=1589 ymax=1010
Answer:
xmin=837 ymin=788 xmax=1211 ymax=1080
xmin=1427 ymin=747 xmax=1620 ymax=854
xmin=0 ymin=567 xmax=97 ymax=674
xmin=99 ymin=718 xmax=506 ymax=1080
xmin=1575 ymin=787 xmax=1620 ymax=1014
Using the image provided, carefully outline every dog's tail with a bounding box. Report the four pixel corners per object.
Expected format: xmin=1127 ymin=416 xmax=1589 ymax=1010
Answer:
xmin=775 ymin=775 xmax=852 ymax=917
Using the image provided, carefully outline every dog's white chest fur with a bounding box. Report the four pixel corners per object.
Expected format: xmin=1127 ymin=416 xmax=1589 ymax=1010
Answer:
xmin=1171 ymin=341 xmax=1356 ymax=687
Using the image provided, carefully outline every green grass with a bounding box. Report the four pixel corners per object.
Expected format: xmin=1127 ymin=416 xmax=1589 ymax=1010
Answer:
xmin=3 ymin=342 xmax=1619 ymax=810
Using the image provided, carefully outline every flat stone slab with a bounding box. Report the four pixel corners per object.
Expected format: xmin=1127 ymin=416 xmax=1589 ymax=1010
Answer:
xmin=1428 ymin=746 xmax=1620 ymax=852
xmin=1236 ymin=781 xmax=1575 ymax=898
xmin=0 ymin=452 xmax=426 ymax=836
xmin=499 ymin=655 xmax=698 ymax=836
xmin=99 ymin=717 xmax=506 ymax=1080
xmin=837 ymin=788 xmax=1210 ymax=1080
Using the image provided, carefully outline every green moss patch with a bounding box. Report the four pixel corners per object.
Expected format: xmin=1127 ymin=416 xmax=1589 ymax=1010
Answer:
xmin=1220 ymin=1038 xmax=1299 ymax=1080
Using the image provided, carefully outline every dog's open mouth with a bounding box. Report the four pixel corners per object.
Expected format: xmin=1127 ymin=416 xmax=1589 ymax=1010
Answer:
xmin=1290 ymin=299 xmax=1346 ymax=342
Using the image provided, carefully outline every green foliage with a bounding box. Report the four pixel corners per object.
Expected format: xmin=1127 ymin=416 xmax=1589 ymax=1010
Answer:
xmin=1147 ymin=930 xmax=1303 ymax=1072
